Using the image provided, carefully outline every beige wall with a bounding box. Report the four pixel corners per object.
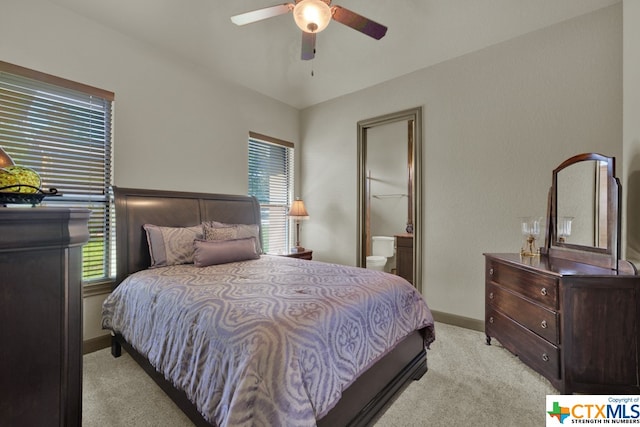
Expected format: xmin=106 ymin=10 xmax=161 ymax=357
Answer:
xmin=623 ymin=0 xmax=640 ymax=264
xmin=0 ymin=0 xmax=300 ymax=340
xmin=0 ymin=0 xmax=300 ymax=195
xmin=300 ymin=4 xmax=623 ymax=321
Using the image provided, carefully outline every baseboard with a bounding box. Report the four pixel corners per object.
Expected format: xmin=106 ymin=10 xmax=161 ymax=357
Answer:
xmin=83 ymin=334 xmax=111 ymax=354
xmin=431 ymin=310 xmax=484 ymax=332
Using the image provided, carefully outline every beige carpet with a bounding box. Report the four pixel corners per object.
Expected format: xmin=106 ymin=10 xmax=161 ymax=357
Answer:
xmin=83 ymin=322 xmax=558 ymax=426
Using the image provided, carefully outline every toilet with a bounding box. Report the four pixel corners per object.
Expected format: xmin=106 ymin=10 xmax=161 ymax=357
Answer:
xmin=366 ymin=236 xmax=395 ymax=271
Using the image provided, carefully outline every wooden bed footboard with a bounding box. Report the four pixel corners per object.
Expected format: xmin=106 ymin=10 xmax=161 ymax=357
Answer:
xmin=111 ymin=330 xmax=427 ymax=427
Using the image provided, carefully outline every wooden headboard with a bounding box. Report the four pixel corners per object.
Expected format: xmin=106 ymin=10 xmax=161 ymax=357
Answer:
xmin=113 ymin=186 xmax=261 ymax=286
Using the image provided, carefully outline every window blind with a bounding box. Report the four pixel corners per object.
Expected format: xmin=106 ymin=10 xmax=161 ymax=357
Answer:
xmin=0 ymin=61 xmax=114 ymax=282
xmin=248 ymin=134 xmax=294 ymax=254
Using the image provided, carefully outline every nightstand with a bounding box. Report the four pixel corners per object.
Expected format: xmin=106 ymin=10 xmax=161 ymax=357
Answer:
xmin=279 ymin=249 xmax=313 ymax=260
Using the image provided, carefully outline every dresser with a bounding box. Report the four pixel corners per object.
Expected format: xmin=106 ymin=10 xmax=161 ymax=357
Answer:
xmin=485 ymin=253 xmax=640 ymax=394
xmin=484 ymin=153 xmax=640 ymax=395
xmin=0 ymin=208 xmax=90 ymax=426
xmin=395 ymin=234 xmax=413 ymax=285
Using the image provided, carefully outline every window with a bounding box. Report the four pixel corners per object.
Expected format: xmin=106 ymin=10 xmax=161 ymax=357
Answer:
xmin=247 ymin=132 xmax=294 ymax=254
xmin=0 ymin=61 xmax=114 ymax=283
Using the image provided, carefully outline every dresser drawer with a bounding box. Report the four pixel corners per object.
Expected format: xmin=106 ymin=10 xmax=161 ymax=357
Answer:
xmin=486 ymin=308 xmax=560 ymax=381
xmin=487 ymin=283 xmax=559 ymax=344
xmin=487 ymin=260 xmax=558 ymax=309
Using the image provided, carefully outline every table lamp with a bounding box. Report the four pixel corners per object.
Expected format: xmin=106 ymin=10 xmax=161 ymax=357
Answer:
xmin=288 ymin=198 xmax=309 ymax=253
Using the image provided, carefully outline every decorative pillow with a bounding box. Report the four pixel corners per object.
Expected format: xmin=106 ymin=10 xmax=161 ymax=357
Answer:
xmin=202 ymin=221 xmax=262 ymax=254
xmin=207 ymin=227 xmax=237 ymax=241
xmin=193 ymin=238 xmax=259 ymax=267
xmin=143 ymin=224 xmax=202 ymax=267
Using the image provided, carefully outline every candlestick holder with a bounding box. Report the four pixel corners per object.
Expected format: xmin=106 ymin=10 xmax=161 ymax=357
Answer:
xmin=520 ymin=216 xmax=542 ymax=257
xmin=557 ymin=216 xmax=573 ymax=243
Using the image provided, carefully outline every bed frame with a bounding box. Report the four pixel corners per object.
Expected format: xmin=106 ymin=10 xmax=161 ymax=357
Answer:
xmin=110 ymin=186 xmax=428 ymax=427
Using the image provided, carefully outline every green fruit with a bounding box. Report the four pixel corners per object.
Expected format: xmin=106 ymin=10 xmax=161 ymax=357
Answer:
xmin=2 ymin=166 xmax=41 ymax=193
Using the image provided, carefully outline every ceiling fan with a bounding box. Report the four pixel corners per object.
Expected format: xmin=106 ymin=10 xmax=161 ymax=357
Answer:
xmin=230 ymin=0 xmax=387 ymax=60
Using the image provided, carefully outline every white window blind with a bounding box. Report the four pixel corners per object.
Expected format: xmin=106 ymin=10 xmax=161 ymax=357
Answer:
xmin=248 ymin=132 xmax=294 ymax=254
xmin=0 ymin=61 xmax=114 ymax=282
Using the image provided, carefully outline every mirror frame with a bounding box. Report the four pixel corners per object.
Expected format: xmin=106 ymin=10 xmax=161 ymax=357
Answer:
xmin=357 ymin=107 xmax=423 ymax=292
xmin=548 ymin=152 xmax=620 ymax=270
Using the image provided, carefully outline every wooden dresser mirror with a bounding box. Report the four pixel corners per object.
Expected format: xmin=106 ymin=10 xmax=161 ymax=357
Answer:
xmin=547 ymin=152 xmax=635 ymax=273
xmin=485 ymin=153 xmax=639 ymax=394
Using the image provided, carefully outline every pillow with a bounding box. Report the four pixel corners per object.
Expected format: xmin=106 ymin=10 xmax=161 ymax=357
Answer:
xmin=193 ymin=238 xmax=259 ymax=267
xmin=143 ymin=224 xmax=202 ymax=267
xmin=206 ymin=227 xmax=237 ymax=241
xmin=202 ymin=221 xmax=262 ymax=254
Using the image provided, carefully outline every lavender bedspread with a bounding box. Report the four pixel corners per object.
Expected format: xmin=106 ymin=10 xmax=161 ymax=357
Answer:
xmin=102 ymin=256 xmax=435 ymax=426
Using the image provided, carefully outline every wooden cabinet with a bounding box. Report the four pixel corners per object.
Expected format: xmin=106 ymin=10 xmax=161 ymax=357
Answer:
xmin=0 ymin=208 xmax=90 ymax=426
xmin=395 ymin=234 xmax=413 ymax=285
xmin=485 ymin=253 xmax=640 ymax=394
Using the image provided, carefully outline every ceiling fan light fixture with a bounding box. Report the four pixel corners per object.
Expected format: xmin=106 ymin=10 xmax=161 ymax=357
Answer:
xmin=293 ymin=0 xmax=332 ymax=33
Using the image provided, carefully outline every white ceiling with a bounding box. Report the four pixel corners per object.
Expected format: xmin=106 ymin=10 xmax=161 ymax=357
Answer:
xmin=47 ymin=0 xmax=620 ymax=109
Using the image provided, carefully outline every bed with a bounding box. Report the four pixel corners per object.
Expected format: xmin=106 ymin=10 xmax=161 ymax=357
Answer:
xmin=103 ymin=186 xmax=435 ymax=427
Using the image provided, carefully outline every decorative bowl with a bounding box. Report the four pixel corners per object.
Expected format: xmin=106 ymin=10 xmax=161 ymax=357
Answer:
xmin=0 ymin=186 xmax=59 ymax=206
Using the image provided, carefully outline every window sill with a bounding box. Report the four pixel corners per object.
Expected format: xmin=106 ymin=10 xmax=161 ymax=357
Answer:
xmin=83 ymin=279 xmax=114 ymax=298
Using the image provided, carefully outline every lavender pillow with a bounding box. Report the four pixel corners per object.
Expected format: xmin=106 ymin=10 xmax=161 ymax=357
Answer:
xmin=202 ymin=221 xmax=262 ymax=254
xmin=193 ymin=238 xmax=260 ymax=267
xmin=143 ymin=224 xmax=202 ymax=267
xmin=206 ymin=227 xmax=237 ymax=240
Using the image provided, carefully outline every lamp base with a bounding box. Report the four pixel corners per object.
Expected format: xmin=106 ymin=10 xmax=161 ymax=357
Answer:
xmin=291 ymin=246 xmax=305 ymax=253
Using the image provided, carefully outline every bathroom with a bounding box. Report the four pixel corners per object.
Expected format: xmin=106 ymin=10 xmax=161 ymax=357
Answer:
xmin=359 ymin=108 xmax=420 ymax=289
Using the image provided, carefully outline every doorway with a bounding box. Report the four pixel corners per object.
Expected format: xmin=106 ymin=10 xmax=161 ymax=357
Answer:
xmin=357 ymin=107 xmax=422 ymax=292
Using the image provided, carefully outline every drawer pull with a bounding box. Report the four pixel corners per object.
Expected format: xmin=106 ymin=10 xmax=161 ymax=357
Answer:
xmin=542 ymin=353 xmax=550 ymax=362
xmin=541 ymin=320 xmax=548 ymax=329
xmin=489 ymin=292 xmax=494 ymax=300
xmin=489 ymin=267 xmax=494 ymax=276
xmin=489 ymin=316 xmax=494 ymax=324
xmin=540 ymin=287 xmax=548 ymax=296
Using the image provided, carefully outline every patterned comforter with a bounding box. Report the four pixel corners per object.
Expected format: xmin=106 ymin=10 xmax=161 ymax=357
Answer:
xmin=102 ymin=255 xmax=435 ymax=427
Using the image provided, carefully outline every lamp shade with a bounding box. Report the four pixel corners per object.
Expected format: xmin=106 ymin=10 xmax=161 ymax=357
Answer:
xmin=293 ymin=0 xmax=332 ymax=33
xmin=288 ymin=199 xmax=309 ymax=219
xmin=0 ymin=146 xmax=15 ymax=169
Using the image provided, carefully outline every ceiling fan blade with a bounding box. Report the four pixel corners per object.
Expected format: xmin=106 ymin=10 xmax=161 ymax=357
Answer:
xmin=231 ymin=4 xmax=293 ymax=26
xmin=301 ymin=31 xmax=316 ymax=60
xmin=331 ymin=5 xmax=387 ymax=40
